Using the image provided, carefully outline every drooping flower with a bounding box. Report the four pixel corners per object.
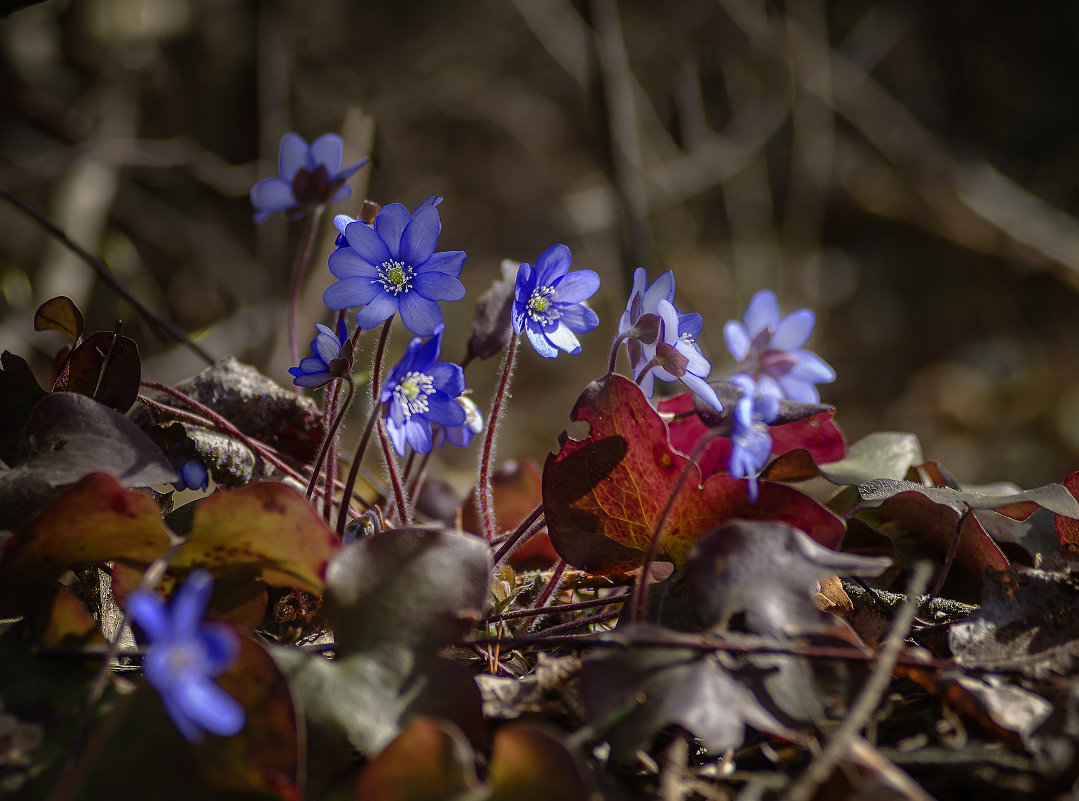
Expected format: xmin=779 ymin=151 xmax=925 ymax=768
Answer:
xmin=512 ymin=244 xmax=600 ymax=358
xmin=172 ymin=458 xmax=209 ymax=493
xmin=288 ymin=318 xmax=352 ymax=388
xmin=437 ymin=393 xmax=484 ymax=448
xmin=128 ymin=570 xmax=244 ymax=742
xmin=250 ymin=133 xmax=368 ymax=224
xmin=619 ymin=268 xmax=721 ymax=412
xmin=324 ymin=198 xmax=466 ymax=336
xmin=723 ymin=290 xmax=835 ymax=403
xmin=381 ymin=325 xmax=467 ymax=455
xmin=727 ymin=374 xmax=780 ymax=501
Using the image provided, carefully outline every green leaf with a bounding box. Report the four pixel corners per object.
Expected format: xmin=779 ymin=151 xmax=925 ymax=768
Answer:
xmin=817 ymin=431 xmax=923 ymax=486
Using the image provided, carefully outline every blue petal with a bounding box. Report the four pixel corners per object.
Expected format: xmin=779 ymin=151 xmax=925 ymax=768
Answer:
xmin=128 ymin=592 xmax=168 ymax=642
xmin=344 ymin=220 xmax=392 ymax=266
xmin=416 ymin=249 xmax=466 ymax=278
xmin=413 ymin=326 xmax=444 ymax=368
xmin=386 ymin=416 xmax=408 ymax=456
xmin=558 ymin=303 xmax=599 ymax=334
xmin=199 ymin=625 xmax=239 ymax=673
xmin=426 ymin=392 xmax=467 ymax=427
xmin=414 ymin=271 xmax=465 ymax=301
xmin=404 ymin=419 xmax=434 ymax=454
xmin=250 ymin=178 xmax=295 ymax=215
xmin=552 ymin=269 xmax=600 ymax=303
xmin=328 ymin=247 xmax=380 ymax=279
xmin=681 ymin=373 xmax=723 ymax=412
xmin=324 ymin=277 xmax=381 ymax=310
xmin=398 ymin=292 xmax=443 ymax=336
xmin=373 ymin=203 xmax=411 ymax=257
xmin=788 ymin=350 xmax=835 ymax=384
xmin=678 ymin=312 xmax=703 ymax=340
xmin=776 ymin=377 xmax=820 ymax=404
xmin=355 ymin=293 xmax=400 ymax=330
xmin=309 ymin=133 xmax=343 ymax=172
xmin=534 ymin=244 xmax=571 ymax=285
xmin=742 ymin=290 xmax=779 ymax=337
xmin=336 ymin=158 xmax=369 ymax=182
xmin=428 ymin=362 xmax=464 ymax=397
xmin=160 ymin=687 xmax=203 ymax=742
xmin=544 ymin=323 xmax=581 ymax=355
xmin=525 ymin=324 xmax=558 ymax=358
xmin=400 ymin=206 xmax=440 ymax=267
xmin=331 ymin=184 xmax=352 ymax=203
xmin=277 ymin=133 xmax=309 ymax=181
xmin=723 ymin=321 xmax=751 ymax=361
xmin=292 ymin=371 xmax=331 ymax=388
xmin=172 ymin=570 xmax=214 ymax=640
xmin=772 ymin=309 xmax=815 ymax=351
xmin=173 ymin=676 xmax=246 ymax=738
xmin=333 ymin=214 xmax=355 ymax=235
xmin=644 ymin=270 xmax=676 ymax=307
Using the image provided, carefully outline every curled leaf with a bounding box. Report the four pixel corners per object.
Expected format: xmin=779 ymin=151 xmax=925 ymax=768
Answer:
xmin=33 ymin=296 xmax=84 ymax=341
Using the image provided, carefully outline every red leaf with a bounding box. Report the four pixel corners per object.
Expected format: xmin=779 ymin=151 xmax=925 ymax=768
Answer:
xmin=660 ymin=392 xmax=846 ymax=479
xmin=1056 ymin=472 xmax=1079 ymax=545
xmin=543 ymin=376 xmax=845 ymax=574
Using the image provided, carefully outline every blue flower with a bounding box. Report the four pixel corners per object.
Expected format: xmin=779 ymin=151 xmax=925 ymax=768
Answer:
xmin=723 ymin=290 xmax=835 ymax=403
xmin=727 ymin=375 xmax=780 ymax=501
xmin=436 ymin=393 xmax=484 ymax=448
xmin=128 ymin=570 xmax=244 ymax=742
xmin=619 ymin=268 xmax=722 ymax=411
xmin=512 ymin=244 xmax=600 ymax=358
xmin=381 ymin=325 xmax=467 ymax=455
xmin=172 ymin=458 xmax=209 ymax=493
xmin=250 ymin=133 xmax=368 ymax=224
xmin=289 ymin=318 xmax=352 ymax=388
xmin=324 ymin=198 xmax=466 ymax=336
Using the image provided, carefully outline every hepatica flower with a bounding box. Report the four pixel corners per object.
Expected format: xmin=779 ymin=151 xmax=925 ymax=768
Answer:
xmin=724 ymin=290 xmax=835 ymax=403
xmin=381 ymin=325 xmax=467 ymax=455
xmin=250 ymin=132 xmax=368 ymax=223
xmin=512 ymin=244 xmax=599 ymax=358
xmin=289 ymin=318 xmax=352 ymax=388
xmin=440 ymin=393 xmax=484 ymax=448
xmin=620 ymin=268 xmax=722 ymax=412
xmin=128 ymin=571 xmax=244 ymax=742
xmin=172 ymin=458 xmax=209 ymax=493
xmin=324 ymin=198 xmax=466 ymax=336
xmin=727 ymin=374 xmax=780 ymax=501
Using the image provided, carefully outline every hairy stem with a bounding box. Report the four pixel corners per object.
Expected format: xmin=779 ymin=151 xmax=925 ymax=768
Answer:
xmin=377 ymin=418 xmax=410 ymax=525
xmin=491 ymin=503 xmax=544 ymax=566
xmin=305 ymin=376 xmax=354 ymax=501
xmin=478 ymin=331 xmax=519 ymax=541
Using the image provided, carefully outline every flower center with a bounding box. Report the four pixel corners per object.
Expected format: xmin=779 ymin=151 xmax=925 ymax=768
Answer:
xmin=377 ymin=260 xmax=415 ymax=295
xmin=394 ymin=371 xmax=435 ymax=420
xmin=526 ymin=286 xmax=560 ymax=324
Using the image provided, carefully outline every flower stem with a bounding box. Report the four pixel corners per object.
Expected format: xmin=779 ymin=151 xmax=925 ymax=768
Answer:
xmin=335 ymin=319 xmax=393 ymax=538
xmin=491 ymin=503 xmax=544 ymax=566
xmin=404 ymin=450 xmax=433 ymax=505
xmin=607 ymin=330 xmax=633 ymax=374
xmin=520 ymin=558 xmax=568 ymax=635
xmin=305 ymin=376 xmax=354 ymax=501
xmin=377 ymin=418 xmax=410 ymax=525
xmin=287 ymin=205 xmax=325 ymax=370
xmin=477 ymin=331 xmax=519 ymax=541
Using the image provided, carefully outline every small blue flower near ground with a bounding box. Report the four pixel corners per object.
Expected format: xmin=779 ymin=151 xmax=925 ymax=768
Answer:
xmin=727 ymin=374 xmax=780 ymax=501
xmin=512 ymin=244 xmax=600 ymax=358
xmin=381 ymin=325 xmax=467 ymax=455
xmin=289 ymin=318 xmax=352 ymax=388
xmin=619 ymin=268 xmax=722 ymax=411
xmin=723 ymin=290 xmax=835 ymax=403
xmin=324 ymin=198 xmax=466 ymax=336
xmin=250 ymin=133 xmax=368 ymax=224
xmin=128 ymin=570 xmax=244 ymax=742
xmin=172 ymin=458 xmax=209 ymax=493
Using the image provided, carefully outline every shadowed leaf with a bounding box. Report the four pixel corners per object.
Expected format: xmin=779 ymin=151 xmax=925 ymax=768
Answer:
xmin=61 ymin=331 xmax=141 ymax=413
xmin=543 ymin=375 xmax=845 ymax=574
xmin=356 ymin=717 xmax=477 ymax=801
xmin=487 ymin=725 xmax=590 ymax=801
xmin=0 ymin=350 xmax=48 ymax=465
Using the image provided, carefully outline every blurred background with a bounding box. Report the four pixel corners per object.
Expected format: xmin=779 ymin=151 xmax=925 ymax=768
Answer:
xmin=2 ymin=0 xmax=1079 ymax=488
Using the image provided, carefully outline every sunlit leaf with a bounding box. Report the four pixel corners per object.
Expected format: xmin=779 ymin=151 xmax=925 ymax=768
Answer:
xmin=33 ymin=296 xmax=84 ymax=341
xmin=543 ymin=375 xmax=845 ymax=574
xmin=487 ymin=725 xmax=590 ymax=801
xmin=0 ymin=473 xmax=171 ymax=619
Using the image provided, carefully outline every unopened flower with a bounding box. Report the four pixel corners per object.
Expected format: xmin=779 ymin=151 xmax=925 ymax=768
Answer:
xmin=620 ymin=268 xmax=721 ymax=411
xmin=324 ymin=198 xmax=466 ymax=336
xmin=250 ymin=133 xmax=367 ymax=223
xmin=727 ymin=375 xmax=780 ymax=501
xmin=128 ymin=570 xmax=244 ymax=742
xmin=172 ymin=458 xmax=209 ymax=493
xmin=381 ymin=325 xmax=467 ymax=455
xmin=512 ymin=244 xmax=599 ymax=358
xmin=439 ymin=393 xmax=484 ymax=448
xmin=723 ymin=290 xmax=834 ymax=403
xmin=289 ymin=318 xmax=352 ymax=388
